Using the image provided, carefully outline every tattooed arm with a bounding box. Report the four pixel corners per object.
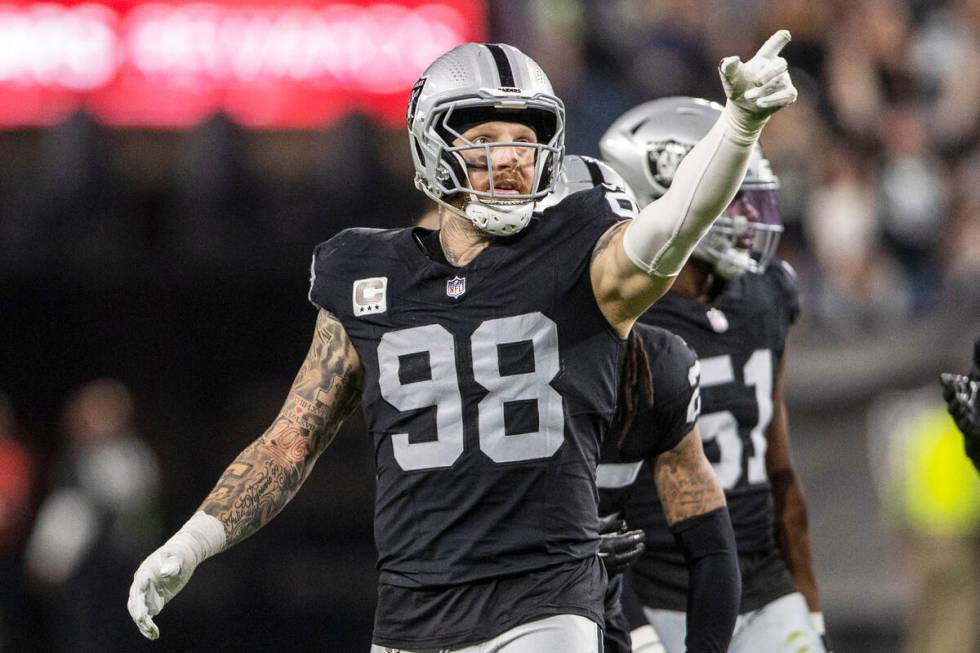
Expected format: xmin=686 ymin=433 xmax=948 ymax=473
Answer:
xmin=200 ymin=309 xmax=363 ymax=545
xmin=654 ymin=427 xmax=740 ymax=653
xmin=128 ymin=309 xmax=362 ymax=640
xmin=654 ymin=427 xmax=726 ymax=524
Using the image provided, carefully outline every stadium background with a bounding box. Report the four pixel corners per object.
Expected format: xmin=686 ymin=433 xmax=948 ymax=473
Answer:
xmin=1 ymin=0 xmax=978 ymax=651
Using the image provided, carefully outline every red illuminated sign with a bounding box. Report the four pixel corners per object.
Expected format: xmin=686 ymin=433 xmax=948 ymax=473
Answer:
xmin=0 ymin=0 xmax=486 ymax=128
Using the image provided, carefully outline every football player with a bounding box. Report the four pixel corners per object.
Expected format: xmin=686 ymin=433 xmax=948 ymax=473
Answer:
xmin=127 ymin=36 xmax=797 ymax=652
xmin=543 ymin=155 xmax=726 ymax=653
xmin=940 ymin=339 xmax=980 ymax=471
xmin=599 ymin=97 xmax=827 ymax=653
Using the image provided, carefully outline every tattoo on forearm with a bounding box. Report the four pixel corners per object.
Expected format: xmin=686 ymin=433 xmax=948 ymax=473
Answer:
xmin=200 ymin=310 xmax=362 ymax=546
xmin=655 ymin=432 xmax=726 ymax=525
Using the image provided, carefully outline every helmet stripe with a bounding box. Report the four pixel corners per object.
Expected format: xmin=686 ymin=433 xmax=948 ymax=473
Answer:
xmin=582 ymin=157 xmax=604 ymax=187
xmin=485 ymin=43 xmax=515 ymax=88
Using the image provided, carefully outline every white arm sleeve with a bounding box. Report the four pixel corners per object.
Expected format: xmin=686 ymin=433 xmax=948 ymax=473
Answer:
xmin=623 ymin=102 xmax=763 ymax=277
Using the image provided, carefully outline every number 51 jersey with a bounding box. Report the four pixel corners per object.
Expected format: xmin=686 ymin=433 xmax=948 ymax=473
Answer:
xmin=630 ymin=260 xmax=801 ymax=613
xmin=309 ymin=188 xmax=626 ymax=592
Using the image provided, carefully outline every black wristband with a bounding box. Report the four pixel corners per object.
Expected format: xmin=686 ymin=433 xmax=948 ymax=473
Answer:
xmin=670 ymin=506 xmax=737 ymax=563
xmin=670 ymin=507 xmax=741 ymax=653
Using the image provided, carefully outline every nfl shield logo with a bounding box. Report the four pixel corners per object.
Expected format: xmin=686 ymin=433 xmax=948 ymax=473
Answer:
xmin=446 ymin=276 xmax=466 ymax=298
xmin=706 ymin=307 xmax=729 ymax=333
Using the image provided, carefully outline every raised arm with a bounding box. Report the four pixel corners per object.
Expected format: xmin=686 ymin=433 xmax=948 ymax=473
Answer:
xmin=592 ymin=31 xmax=797 ymax=336
xmin=654 ymin=428 xmax=740 ymax=653
xmin=127 ymin=309 xmax=362 ymax=640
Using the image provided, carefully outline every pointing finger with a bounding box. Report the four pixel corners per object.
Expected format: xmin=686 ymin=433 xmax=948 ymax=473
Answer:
xmin=756 ymin=30 xmax=791 ymax=60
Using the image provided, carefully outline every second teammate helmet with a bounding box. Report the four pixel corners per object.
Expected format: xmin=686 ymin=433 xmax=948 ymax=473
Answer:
xmin=600 ymin=97 xmax=783 ymax=279
xmin=536 ymin=154 xmax=638 ymax=214
xmin=408 ymin=43 xmax=565 ymax=236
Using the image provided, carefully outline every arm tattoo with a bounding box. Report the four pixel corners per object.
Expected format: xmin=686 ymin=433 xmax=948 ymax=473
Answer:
xmin=591 ymin=221 xmax=629 ymax=264
xmin=199 ymin=309 xmax=363 ymax=546
xmin=654 ymin=429 xmax=726 ymax=525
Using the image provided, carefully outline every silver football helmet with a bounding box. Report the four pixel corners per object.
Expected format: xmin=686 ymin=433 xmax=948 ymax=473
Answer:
xmin=536 ymin=154 xmax=638 ymax=213
xmin=408 ymin=43 xmax=565 ymax=236
xmin=600 ymin=97 xmax=783 ymax=279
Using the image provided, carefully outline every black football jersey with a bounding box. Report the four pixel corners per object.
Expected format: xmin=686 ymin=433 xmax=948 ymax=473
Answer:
xmin=596 ymin=324 xmax=700 ymax=516
xmin=626 ymin=260 xmax=800 ymax=613
xmin=308 ymin=187 xmax=626 ymax=647
xmin=595 ymin=324 xmax=700 ymax=653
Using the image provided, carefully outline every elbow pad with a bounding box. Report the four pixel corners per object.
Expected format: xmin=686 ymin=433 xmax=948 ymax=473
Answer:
xmin=623 ymin=103 xmax=759 ymax=277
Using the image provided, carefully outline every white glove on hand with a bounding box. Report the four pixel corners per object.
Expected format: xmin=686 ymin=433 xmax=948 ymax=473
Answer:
xmin=127 ymin=512 xmax=225 ymax=640
xmin=719 ymin=30 xmax=798 ymax=142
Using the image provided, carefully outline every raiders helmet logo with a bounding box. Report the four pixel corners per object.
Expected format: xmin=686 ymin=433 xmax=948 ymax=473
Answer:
xmin=646 ymin=140 xmax=694 ymax=190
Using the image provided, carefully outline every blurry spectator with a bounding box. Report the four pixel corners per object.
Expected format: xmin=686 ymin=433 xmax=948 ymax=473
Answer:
xmin=0 ymin=391 xmax=35 ymax=652
xmin=941 ymin=150 xmax=980 ymax=296
xmin=613 ymin=0 xmax=717 ymax=102
xmin=804 ymin=145 xmax=907 ymax=334
xmin=25 ymin=379 xmax=161 ymax=653
xmin=528 ymin=0 xmax=630 ymax=156
xmin=826 ymin=0 xmax=918 ymax=140
xmin=868 ymin=388 xmax=980 ymax=653
xmin=878 ymin=103 xmax=949 ymax=315
xmin=760 ymin=76 xmax=833 ymax=249
xmin=754 ymin=0 xmax=832 ymax=82
xmin=910 ymin=0 xmax=980 ymax=153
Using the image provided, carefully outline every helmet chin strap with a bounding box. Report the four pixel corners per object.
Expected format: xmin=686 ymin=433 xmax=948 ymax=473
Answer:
xmin=463 ymin=198 xmax=534 ymax=237
xmin=429 ymin=192 xmax=535 ymax=237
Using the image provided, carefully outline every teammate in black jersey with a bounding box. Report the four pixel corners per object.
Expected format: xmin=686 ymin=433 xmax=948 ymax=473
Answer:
xmin=127 ymin=38 xmax=799 ymax=652
xmin=599 ymin=97 xmax=828 ymax=653
xmin=543 ymin=155 xmax=737 ymax=653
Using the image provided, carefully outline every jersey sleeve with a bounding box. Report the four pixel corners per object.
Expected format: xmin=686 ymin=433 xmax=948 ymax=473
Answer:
xmin=618 ymin=327 xmax=701 ymax=461
xmin=537 ymin=185 xmax=632 ymax=275
xmin=773 ymin=259 xmax=801 ymax=325
xmin=308 ymin=229 xmax=359 ymax=316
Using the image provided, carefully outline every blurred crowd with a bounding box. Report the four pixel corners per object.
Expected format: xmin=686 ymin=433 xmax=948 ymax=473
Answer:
xmin=513 ymin=0 xmax=980 ymax=336
xmin=3 ymin=1 xmax=980 ymax=652
xmin=0 ymin=0 xmax=977 ymax=336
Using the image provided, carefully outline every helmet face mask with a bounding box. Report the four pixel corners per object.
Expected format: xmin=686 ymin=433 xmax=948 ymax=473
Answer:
xmin=695 ymin=189 xmax=784 ymax=279
xmin=437 ymin=103 xmax=562 ymax=203
xmin=408 ymin=44 xmax=566 ymax=236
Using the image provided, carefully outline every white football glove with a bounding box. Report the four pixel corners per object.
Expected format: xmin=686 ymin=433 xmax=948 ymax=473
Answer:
xmin=719 ymin=30 xmax=798 ymax=141
xmin=127 ymin=512 xmax=225 ymax=640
